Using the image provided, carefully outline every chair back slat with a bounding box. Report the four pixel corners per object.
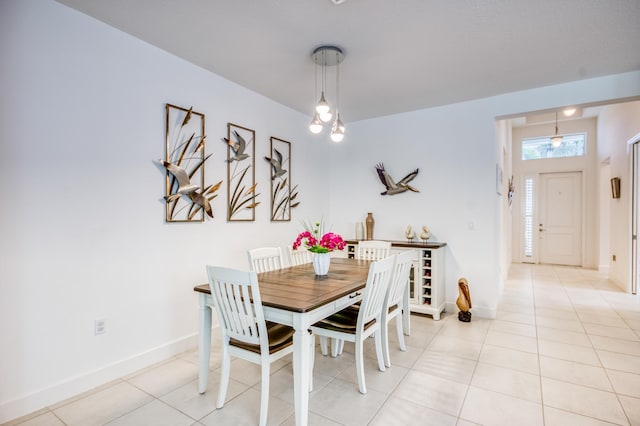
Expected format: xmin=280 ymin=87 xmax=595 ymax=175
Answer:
xmin=289 ymin=246 xmax=313 ymax=266
xmin=248 ymin=247 xmax=284 ymax=273
xmin=358 ymin=255 xmax=395 ymax=326
xmin=207 ymin=266 xmax=266 ymax=347
xmin=356 ymin=240 xmax=391 ymax=261
xmin=386 ymin=250 xmax=414 ymax=310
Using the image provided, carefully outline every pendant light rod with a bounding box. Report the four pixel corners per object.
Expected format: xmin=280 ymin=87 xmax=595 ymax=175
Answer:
xmin=551 ymin=111 xmax=562 ymax=148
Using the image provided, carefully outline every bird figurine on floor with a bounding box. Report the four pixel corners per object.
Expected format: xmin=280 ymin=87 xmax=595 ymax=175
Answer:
xmin=265 ymin=148 xmax=287 ymax=179
xmin=456 ymin=278 xmax=472 ymax=322
xmin=375 ymin=162 xmax=419 ymax=195
xmin=161 ymin=160 xmax=200 ymax=198
xmin=221 ymin=130 xmax=250 ymax=162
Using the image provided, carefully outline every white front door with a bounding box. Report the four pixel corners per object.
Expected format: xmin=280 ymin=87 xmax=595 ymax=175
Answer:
xmin=539 ymin=172 xmax=582 ymax=266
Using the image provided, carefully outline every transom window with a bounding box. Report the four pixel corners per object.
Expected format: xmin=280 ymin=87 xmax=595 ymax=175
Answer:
xmin=522 ymin=133 xmax=586 ymax=160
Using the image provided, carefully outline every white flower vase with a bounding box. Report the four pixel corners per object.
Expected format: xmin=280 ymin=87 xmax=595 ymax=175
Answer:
xmin=313 ymin=252 xmax=331 ymax=276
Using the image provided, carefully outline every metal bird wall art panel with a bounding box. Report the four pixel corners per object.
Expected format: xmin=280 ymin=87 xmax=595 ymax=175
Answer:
xmin=375 ymin=162 xmax=420 ymax=195
xmin=223 ymin=123 xmax=260 ymax=221
xmin=162 ymin=104 xmax=221 ymax=222
xmin=266 ymin=137 xmax=299 ymax=221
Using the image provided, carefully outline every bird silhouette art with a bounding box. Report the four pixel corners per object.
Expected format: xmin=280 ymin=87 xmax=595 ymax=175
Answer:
xmin=222 ymin=130 xmax=250 ymax=162
xmin=375 ymin=162 xmax=419 ymax=195
xmin=187 ymin=190 xmax=213 ymax=218
xmin=161 ymin=160 xmax=200 ymax=197
xmin=265 ymin=149 xmax=287 ymax=179
xmin=456 ymin=278 xmax=472 ymax=322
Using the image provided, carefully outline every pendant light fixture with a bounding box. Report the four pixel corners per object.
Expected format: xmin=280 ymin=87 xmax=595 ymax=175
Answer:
xmin=551 ymin=111 xmax=562 ymax=148
xmin=330 ymin=48 xmax=345 ymax=142
xmin=309 ymin=45 xmax=345 ymax=141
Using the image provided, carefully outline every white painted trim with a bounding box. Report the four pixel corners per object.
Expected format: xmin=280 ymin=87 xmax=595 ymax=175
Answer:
xmin=445 ymin=302 xmax=496 ymax=320
xmin=0 ymin=332 xmax=201 ymax=423
xmin=598 ymin=265 xmax=610 ymax=275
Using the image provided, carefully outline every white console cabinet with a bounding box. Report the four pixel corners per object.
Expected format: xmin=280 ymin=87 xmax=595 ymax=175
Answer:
xmin=344 ymin=240 xmax=447 ymax=320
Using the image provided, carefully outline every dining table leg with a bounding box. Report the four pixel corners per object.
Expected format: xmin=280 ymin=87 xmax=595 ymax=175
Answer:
xmin=198 ymin=294 xmax=212 ymax=394
xmin=292 ymin=313 xmax=311 ymax=426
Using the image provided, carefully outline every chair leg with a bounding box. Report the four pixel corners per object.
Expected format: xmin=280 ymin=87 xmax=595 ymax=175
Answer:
xmin=355 ymin=338 xmax=367 ymax=395
xmin=381 ymin=319 xmax=391 ymax=368
xmin=216 ymin=347 xmax=231 ymax=408
xmin=395 ymin=314 xmax=406 ymax=352
xmin=331 ymin=338 xmax=339 ymax=358
xmin=374 ymin=330 xmax=386 ymax=372
xmin=259 ymin=361 xmax=270 ymax=426
xmin=319 ymin=336 xmax=329 ymax=356
xmin=337 ymin=339 xmax=345 ymax=355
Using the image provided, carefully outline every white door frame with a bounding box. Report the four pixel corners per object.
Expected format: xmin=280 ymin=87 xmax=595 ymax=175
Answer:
xmin=628 ymin=132 xmax=640 ymax=294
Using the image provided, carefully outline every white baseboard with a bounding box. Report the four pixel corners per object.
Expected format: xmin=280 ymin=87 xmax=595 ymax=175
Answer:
xmin=0 ymin=333 xmax=199 ymax=424
xmin=598 ymin=265 xmax=610 ymax=275
xmin=444 ymin=302 xmax=496 ymax=320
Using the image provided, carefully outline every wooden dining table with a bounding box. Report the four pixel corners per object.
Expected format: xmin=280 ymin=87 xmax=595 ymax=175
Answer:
xmin=193 ymin=257 xmax=375 ymax=426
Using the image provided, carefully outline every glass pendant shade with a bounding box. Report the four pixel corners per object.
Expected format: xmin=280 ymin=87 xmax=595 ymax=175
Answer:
xmin=319 ymin=110 xmax=333 ymax=123
xmin=315 ymin=92 xmax=330 ymax=115
xmin=309 ymin=112 xmax=323 ymax=134
xmin=330 ymin=114 xmax=345 ymax=142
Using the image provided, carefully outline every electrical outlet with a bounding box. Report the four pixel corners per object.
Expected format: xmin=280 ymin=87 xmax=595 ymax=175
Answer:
xmin=612 ymin=254 xmax=616 ymax=261
xmin=94 ymin=319 xmax=106 ymax=335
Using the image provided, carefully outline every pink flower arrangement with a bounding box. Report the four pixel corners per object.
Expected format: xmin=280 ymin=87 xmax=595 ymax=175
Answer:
xmin=292 ymin=220 xmax=345 ymax=254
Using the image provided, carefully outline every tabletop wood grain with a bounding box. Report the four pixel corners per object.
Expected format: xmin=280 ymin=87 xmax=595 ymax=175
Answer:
xmin=194 ymin=258 xmax=372 ymax=313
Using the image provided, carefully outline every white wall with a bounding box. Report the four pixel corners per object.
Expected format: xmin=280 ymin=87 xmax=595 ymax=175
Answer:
xmin=0 ymin=0 xmax=330 ymax=421
xmin=510 ymin=117 xmax=599 ymax=268
xmin=596 ymin=101 xmax=640 ymax=290
xmin=2 ymin=0 xmax=640 ymax=422
xmin=328 ymin=77 xmax=640 ymax=321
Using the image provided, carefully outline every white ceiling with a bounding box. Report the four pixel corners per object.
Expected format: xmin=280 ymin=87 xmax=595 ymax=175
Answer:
xmin=55 ymin=0 xmax=640 ymax=123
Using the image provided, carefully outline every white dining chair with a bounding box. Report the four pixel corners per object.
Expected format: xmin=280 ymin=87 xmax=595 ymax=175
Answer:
xmin=356 ymin=240 xmax=391 ymax=261
xmin=310 ymin=255 xmax=394 ymax=394
xmin=206 ymin=265 xmax=294 ymax=426
xmin=328 ymin=241 xmax=391 ymax=357
xmin=247 ymin=247 xmax=284 ymax=273
xmin=288 ymin=246 xmax=313 ymax=266
xmin=381 ymin=249 xmax=413 ymax=367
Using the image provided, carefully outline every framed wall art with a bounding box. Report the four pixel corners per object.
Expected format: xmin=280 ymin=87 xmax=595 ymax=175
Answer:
xmin=266 ymin=137 xmax=299 ymax=222
xmin=223 ymin=123 xmax=259 ymax=221
xmin=162 ymin=104 xmax=221 ymax=222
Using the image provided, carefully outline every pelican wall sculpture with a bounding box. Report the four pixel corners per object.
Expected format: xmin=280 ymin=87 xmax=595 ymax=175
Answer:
xmin=375 ymin=162 xmax=419 ymax=196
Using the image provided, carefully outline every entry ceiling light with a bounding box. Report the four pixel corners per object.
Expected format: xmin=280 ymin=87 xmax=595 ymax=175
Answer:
xmin=309 ymin=45 xmax=345 ymax=142
xmin=551 ymin=111 xmax=563 ymax=148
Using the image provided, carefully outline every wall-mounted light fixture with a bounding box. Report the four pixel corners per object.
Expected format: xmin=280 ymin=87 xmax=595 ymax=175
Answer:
xmin=309 ymin=45 xmax=345 ymax=142
xmin=611 ymin=177 xmax=621 ymax=199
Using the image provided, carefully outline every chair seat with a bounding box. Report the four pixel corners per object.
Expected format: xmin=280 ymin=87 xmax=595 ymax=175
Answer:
xmin=313 ymin=308 xmax=376 ymax=334
xmin=230 ymin=321 xmax=294 ymax=354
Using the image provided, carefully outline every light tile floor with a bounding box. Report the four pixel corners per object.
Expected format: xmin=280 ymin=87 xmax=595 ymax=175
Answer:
xmin=6 ymin=264 xmax=640 ymax=425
